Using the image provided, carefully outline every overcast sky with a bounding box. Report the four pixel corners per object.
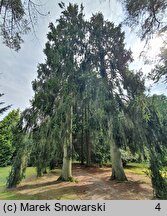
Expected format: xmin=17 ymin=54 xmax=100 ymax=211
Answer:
xmin=0 ymin=0 xmax=166 ymax=119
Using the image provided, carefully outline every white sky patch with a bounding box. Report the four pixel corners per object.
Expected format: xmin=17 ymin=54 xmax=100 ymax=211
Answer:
xmin=129 ymin=35 xmax=164 ymax=71
xmin=148 ymin=37 xmax=164 ymax=57
xmin=128 ymin=34 xmax=166 ymax=96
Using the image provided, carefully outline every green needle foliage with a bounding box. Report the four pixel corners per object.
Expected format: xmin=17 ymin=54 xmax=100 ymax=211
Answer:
xmin=7 ymin=3 xmax=167 ymax=198
xmin=7 ymin=2 xmax=143 ymax=183
xmin=7 ymin=110 xmax=33 ymax=188
xmin=0 ymin=93 xmax=11 ymax=115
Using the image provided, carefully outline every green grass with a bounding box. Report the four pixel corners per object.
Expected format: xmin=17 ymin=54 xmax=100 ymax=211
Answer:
xmin=125 ymin=162 xmax=149 ymax=175
xmin=24 ymin=167 xmax=37 ymax=178
xmin=0 ymin=167 xmax=79 ymax=200
xmin=0 ymin=167 xmax=11 ymax=187
xmin=0 ymin=167 xmax=36 ymax=187
xmin=0 ymin=191 xmax=37 ymax=200
xmin=0 ymin=167 xmax=37 ymax=200
xmin=125 ymin=163 xmax=167 ymax=179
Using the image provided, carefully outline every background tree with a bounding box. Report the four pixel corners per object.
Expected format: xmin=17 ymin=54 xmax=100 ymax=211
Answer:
xmin=0 ymin=109 xmax=19 ymax=167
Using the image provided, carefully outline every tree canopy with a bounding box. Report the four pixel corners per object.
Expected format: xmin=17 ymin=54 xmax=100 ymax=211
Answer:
xmin=121 ymin=0 xmax=167 ymax=41
xmin=120 ymin=0 xmax=167 ymax=84
xmin=6 ymin=2 xmax=167 ymax=199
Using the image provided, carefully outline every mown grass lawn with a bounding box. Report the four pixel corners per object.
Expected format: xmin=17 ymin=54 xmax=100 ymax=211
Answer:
xmin=0 ymin=167 xmax=37 ymax=200
xmin=0 ymin=167 xmax=36 ymax=187
xmin=0 ymin=167 xmax=79 ymax=200
xmin=0 ymin=166 xmax=11 ymax=187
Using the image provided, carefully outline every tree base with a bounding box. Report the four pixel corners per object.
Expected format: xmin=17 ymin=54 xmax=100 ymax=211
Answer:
xmin=110 ymin=170 xmax=128 ymax=182
xmin=110 ymin=176 xmax=128 ymax=182
xmin=57 ymin=175 xmax=78 ymax=183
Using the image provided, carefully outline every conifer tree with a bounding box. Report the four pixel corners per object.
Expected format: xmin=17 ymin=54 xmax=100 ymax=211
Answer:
xmin=8 ymin=3 xmax=149 ymax=185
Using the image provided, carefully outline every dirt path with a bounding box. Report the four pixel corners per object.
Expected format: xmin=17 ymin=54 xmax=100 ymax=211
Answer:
xmin=13 ymin=165 xmax=153 ymax=200
xmin=73 ymin=165 xmax=153 ymax=200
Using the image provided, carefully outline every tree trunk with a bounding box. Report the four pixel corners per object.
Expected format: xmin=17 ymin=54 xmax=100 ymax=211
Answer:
xmin=37 ymin=164 xmax=43 ymax=177
xmin=111 ymin=141 xmax=127 ymax=181
xmin=60 ymin=105 xmax=73 ymax=181
xmin=61 ymin=144 xmax=72 ymax=180
xmin=86 ymin=129 xmax=91 ymax=166
xmin=80 ymin=107 xmax=84 ymax=165
xmin=49 ymin=159 xmax=57 ymax=170
xmin=85 ymin=104 xmax=91 ymax=166
xmin=80 ymin=114 xmax=84 ymax=165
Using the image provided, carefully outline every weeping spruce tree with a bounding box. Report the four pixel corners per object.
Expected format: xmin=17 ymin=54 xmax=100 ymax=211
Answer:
xmin=9 ymin=3 xmax=165 ymax=188
xmin=125 ymin=93 xmax=167 ymax=199
xmin=88 ymin=13 xmax=134 ymax=181
xmin=31 ymin=3 xmax=87 ymax=181
xmin=7 ymin=3 xmax=142 ymax=185
xmin=7 ymin=109 xmax=33 ymax=188
xmin=142 ymin=96 xmax=167 ymax=199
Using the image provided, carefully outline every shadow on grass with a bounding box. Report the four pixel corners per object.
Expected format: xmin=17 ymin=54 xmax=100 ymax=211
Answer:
xmin=17 ymin=179 xmax=61 ymax=190
xmin=0 ymin=184 xmax=85 ymax=200
xmin=0 ymin=178 xmax=152 ymax=200
xmin=0 ymin=165 xmax=153 ymax=200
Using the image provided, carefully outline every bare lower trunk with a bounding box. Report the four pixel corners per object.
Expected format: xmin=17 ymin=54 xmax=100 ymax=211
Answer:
xmin=80 ymin=124 xmax=84 ymax=165
xmin=86 ymin=129 xmax=91 ymax=166
xmin=61 ymin=144 xmax=72 ymax=180
xmin=80 ymin=107 xmax=84 ymax=165
xmin=111 ymin=141 xmax=127 ymax=181
xmin=85 ymin=103 xmax=91 ymax=166
xmin=60 ymin=105 xmax=73 ymax=181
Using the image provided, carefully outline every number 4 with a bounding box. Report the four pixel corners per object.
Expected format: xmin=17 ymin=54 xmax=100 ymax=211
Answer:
xmin=155 ymin=203 xmax=161 ymax=211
